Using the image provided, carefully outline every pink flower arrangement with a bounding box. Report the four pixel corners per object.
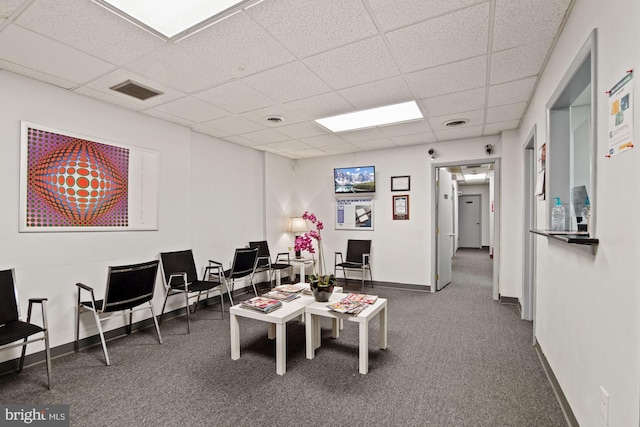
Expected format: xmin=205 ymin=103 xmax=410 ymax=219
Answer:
xmin=294 ymin=211 xmax=327 ymax=276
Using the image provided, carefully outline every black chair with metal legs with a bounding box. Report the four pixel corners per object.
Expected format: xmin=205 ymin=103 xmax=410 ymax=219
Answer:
xmin=75 ymin=260 xmax=162 ymax=366
xmin=249 ymin=241 xmax=292 ymax=289
xmin=159 ymin=250 xmax=232 ymax=334
xmin=208 ymin=247 xmax=259 ymax=298
xmin=334 ymin=239 xmax=373 ymax=292
xmin=0 ymin=269 xmax=52 ymax=389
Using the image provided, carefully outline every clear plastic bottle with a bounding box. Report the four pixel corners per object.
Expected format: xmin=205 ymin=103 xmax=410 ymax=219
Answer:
xmin=551 ymin=197 xmax=566 ymax=231
xmin=580 ymin=196 xmax=590 ymax=233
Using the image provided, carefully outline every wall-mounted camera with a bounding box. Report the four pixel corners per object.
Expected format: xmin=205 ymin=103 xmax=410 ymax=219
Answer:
xmin=428 ymin=148 xmax=435 ymax=160
xmin=485 ymin=144 xmax=493 ymax=155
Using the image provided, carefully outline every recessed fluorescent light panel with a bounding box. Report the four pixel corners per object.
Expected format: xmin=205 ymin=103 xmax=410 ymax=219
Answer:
xmin=93 ymin=0 xmax=256 ymax=40
xmin=315 ymin=101 xmax=424 ymax=133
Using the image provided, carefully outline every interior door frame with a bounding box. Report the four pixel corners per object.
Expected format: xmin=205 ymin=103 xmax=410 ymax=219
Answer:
xmin=523 ymin=126 xmax=537 ymax=327
xmin=430 ymin=159 xmax=501 ymax=300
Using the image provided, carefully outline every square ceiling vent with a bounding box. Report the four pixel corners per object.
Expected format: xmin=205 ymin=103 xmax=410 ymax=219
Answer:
xmin=109 ymin=80 xmax=163 ymax=100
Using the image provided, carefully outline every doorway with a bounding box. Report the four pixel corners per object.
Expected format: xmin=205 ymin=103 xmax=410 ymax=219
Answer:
xmin=458 ymin=194 xmax=481 ymax=248
xmin=522 ymin=127 xmax=537 ymax=324
xmin=432 ymin=160 xmax=500 ymax=300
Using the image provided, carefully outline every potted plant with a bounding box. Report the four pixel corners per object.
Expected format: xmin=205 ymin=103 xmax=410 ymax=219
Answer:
xmin=294 ymin=211 xmax=336 ymax=302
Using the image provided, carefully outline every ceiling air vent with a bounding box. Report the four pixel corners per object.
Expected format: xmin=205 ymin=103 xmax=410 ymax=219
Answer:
xmin=443 ymin=118 xmax=469 ymax=127
xmin=266 ymin=116 xmax=284 ymax=124
xmin=109 ymin=80 xmax=163 ymax=100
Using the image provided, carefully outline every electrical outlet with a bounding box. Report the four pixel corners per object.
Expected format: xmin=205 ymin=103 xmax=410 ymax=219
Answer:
xmin=600 ymin=386 xmax=609 ymax=425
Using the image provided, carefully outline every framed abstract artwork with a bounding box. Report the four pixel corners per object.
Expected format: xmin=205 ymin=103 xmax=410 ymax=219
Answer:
xmin=19 ymin=121 xmax=159 ymax=232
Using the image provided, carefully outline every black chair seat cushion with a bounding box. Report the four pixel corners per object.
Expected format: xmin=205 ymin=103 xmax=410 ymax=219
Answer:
xmin=271 ymin=263 xmax=290 ymax=270
xmin=336 ymin=262 xmax=365 ymax=269
xmin=0 ymin=320 xmax=44 ymax=346
xmin=172 ymin=280 xmax=220 ymax=293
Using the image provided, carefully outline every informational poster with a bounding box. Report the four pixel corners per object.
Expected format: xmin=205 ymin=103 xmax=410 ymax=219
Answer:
xmin=20 ymin=122 xmax=159 ymax=232
xmin=608 ymin=71 xmax=634 ymax=156
xmin=335 ymin=198 xmax=374 ymax=230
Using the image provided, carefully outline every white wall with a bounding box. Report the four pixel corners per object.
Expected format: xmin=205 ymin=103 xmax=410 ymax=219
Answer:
xmin=0 ymin=71 xmax=265 ymax=361
xmin=458 ymin=183 xmax=490 ymax=247
xmin=501 ymin=0 xmax=640 ymax=424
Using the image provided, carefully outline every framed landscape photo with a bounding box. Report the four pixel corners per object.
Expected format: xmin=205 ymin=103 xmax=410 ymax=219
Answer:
xmin=392 ymin=194 xmax=409 ymax=220
xmin=391 ymin=175 xmax=410 ymax=192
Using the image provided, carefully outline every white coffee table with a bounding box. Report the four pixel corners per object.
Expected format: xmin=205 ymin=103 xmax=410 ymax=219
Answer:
xmin=304 ymin=292 xmax=387 ymax=374
xmin=229 ymin=293 xmax=316 ymax=375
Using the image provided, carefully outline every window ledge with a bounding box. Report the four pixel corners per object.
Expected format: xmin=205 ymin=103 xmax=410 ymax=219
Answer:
xmin=530 ymin=229 xmax=599 ymax=246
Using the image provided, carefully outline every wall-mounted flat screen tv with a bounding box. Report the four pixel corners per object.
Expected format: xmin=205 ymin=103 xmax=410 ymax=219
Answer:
xmin=334 ymin=166 xmax=375 ymax=194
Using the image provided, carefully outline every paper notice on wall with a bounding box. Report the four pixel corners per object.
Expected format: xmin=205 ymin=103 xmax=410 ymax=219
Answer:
xmin=336 ymin=198 xmax=374 ymax=230
xmin=608 ymin=71 xmax=634 ymax=157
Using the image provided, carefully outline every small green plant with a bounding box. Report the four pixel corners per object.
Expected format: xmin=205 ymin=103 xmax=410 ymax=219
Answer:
xmin=308 ymin=273 xmax=336 ymax=288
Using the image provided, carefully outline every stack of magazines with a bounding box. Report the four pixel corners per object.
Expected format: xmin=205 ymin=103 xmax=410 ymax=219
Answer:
xmin=262 ymin=289 xmax=301 ymax=302
xmin=327 ymin=293 xmax=378 ymax=315
xmin=241 ymin=296 xmax=282 ymax=313
xmin=273 ymin=284 xmax=307 ymax=293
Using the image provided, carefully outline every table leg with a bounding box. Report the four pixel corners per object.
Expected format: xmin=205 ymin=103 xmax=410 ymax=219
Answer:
xmin=299 ymin=264 xmax=305 ymax=283
xmin=331 ymin=318 xmax=340 ymax=338
xmin=305 ymin=312 xmax=315 ymax=359
xmin=275 ymin=270 xmax=281 ymax=287
xmin=314 ymin=315 xmax=321 ymax=350
xmin=359 ymin=321 xmax=369 ymax=374
xmin=268 ymin=323 xmax=276 ymax=340
xmin=275 ymin=323 xmax=286 ymax=375
xmin=379 ymin=306 xmax=388 ymax=349
xmin=230 ymin=313 xmax=240 ymax=360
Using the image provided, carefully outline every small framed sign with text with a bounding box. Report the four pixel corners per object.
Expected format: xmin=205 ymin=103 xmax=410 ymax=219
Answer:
xmin=392 ymin=194 xmax=409 ymax=220
xmin=391 ymin=175 xmax=410 ymax=191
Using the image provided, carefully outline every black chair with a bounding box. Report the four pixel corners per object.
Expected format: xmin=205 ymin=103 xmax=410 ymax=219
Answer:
xmin=159 ymin=250 xmax=231 ymax=333
xmin=75 ymin=260 xmax=162 ymax=366
xmin=209 ymin=247 xmax=259 ymax=299
xmin=249 ymin=241 xmax=292 ymax=288
xmin=334 ymin=239 xmax=373 ymax=292
xmin=0 ymin=269 xmax=51 ymax=389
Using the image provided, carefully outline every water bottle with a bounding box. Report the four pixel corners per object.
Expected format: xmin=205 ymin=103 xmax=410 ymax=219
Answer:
xmin=580 ymin=196 xmax=590 ymax=233
xmin=551 ymin=197 xmax=565 ymax=231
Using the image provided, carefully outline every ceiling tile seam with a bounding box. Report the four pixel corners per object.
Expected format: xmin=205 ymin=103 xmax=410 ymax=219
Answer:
xmin=0 ymin=0 xmax=35 ymax=33
xmin=481 ymin=0 xmax=497 ymax=137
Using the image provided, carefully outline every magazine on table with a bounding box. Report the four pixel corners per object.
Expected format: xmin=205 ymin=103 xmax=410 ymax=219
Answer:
xmin=327 ymin=299 xmax=367 ymax=315
xmin=262 ymin=289 xmax=301 ymax=302
xmin=273 ymin=284 xmax=307 ymax=293
xmin=241 ymin=297 xmax=282 ymax=313
xmin=344 ymin=293 xmax=378 ymax=304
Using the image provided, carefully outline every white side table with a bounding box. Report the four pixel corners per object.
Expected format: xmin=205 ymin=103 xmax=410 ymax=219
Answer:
xmin=289 ymin=257 xmax=315 ymax=284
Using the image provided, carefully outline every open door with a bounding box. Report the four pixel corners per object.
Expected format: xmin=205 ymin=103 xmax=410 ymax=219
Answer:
xmin=436 ymin=168 xmax=454 ymax=290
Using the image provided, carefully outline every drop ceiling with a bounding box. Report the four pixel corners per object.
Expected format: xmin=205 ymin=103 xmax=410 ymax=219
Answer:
xmin=0 ymin=0 xmax=573 ymax=159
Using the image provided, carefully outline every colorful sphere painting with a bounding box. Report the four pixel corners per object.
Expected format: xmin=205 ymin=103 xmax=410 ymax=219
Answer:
xmin=26 ymin=127 xmax=129 ymax=227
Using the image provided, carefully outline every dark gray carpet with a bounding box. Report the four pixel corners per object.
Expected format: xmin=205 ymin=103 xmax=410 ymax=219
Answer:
xmin=0 ymin=248 xmax=566 ymax=426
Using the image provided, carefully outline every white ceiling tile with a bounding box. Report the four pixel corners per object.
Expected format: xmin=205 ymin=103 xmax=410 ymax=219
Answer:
xmin=201 ymin=115 xmax=266 ymax=134
xmin=191 ymin=124 xmax=232 ymax=138
xmin=352 ymin=139 xmax=397 ymax=150
xmin=493 ymin=0 xmax=571 ymax=51
xmin=124 ymin=43 xmax=234 ymax=93
xmin=386 ymin=3 xmax=490 ymax=73
xmin=246 ymin=0 xmax=378 ymax=57
xmin=141 ymin=108 xmax=196 ymax=127
xmin=484 ymin=119 xmax=520 ymax=135
xmin=379 ymin=119 xmax=433 ymax=138
xmin=238 ymin=129 xmax=289 ymax=144
xmin=406 ymin=56 xmax=487 ymax=98
xmin=420 ymin=87 xmax=486 ymax=118
xmin=241 ymin=104 xmax=308 ymax=128
xmin=284 ymin=92 xmax=354 ymax=120
xmin=488 ymin=77 xmax=537 ymax=107
xmin=0 ymin=25 xmax=114 ymax=85
xmin=435 ymin=125 xmax=484 ymax=141
xmin=268 ymin=140 xmax=313 ymax=151
xmin=154 ymin=97 xmax=229 ymax=123
xmin=490 ymin=39 xmax=552 ymax=85
xmin=276 ymin=122 xmax=329 ymax=139
xmin=300 ymin=134 xmax=346 ymax=148
xmin=177 ymin=11 xmax=295 ymax=78
xmin=366 ymin=0 xmax=481 ymax=31
xmin=304 ymin=36 xmax=400 ymax=90
xmin=1 ymin=0 xmax=25 ymax=19
xmin=241 ymin=61 xmax=332 ymax=103
xmin=338 ymin=76 xmax=413 ymax=110
xmin=252 ymin=144 xmax=285 ymax=154
xmin=391 ymin=132 xmax=436 ymax=146
xmin=224 ymin=135 xmax=263 ymax=147
xmin=16 ymin=0 xmax=164 ymax=65
xmin=194 ymin=80 xmax=275 ymax=114
xmin=337 ymin=127 xmax=386 ymax=143
xmin=486 ymin=102 xmax=528 ymax=123
xmin=81 ymin=68 xmax=186 ymax=108
xmin=320 ymin=144 xmax=362 ymax=155
xmin=0 ymin=61 xmax=77 ymax=89
xmin=289 ymin=148 xmax=333 ymax=158
xmin=428 ymin=109 xmax=485 ymax=131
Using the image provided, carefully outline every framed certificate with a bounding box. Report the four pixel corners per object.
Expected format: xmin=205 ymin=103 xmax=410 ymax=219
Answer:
xmin=391 ymin=175 xmax=410 ymax=191
xmin=392 ymin=194 xmax=409 ymax=220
